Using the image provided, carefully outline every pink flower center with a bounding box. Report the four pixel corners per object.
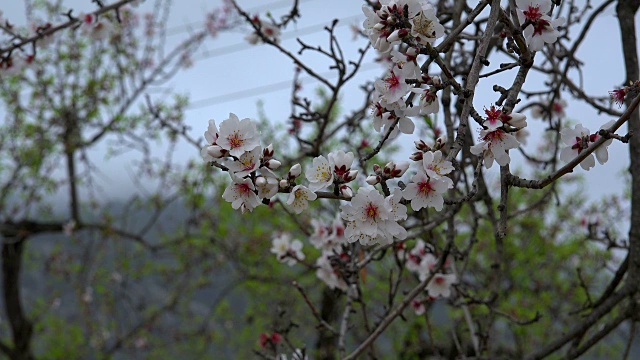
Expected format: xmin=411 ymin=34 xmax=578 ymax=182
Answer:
xmin=434 ymin=275 xmax=445 ymax=285
xmin=523 ymin=5 xmax=543 ymax=22
xmin=552 ymin=102 xmax=564 ymax=113
xmin=418 ymin=180 xmax=434 ymax=195
xmin=227 ymin=133 xmax=244 ymax=149
xmin=532 ymin=18 xmax=550 ymax=36
xmin=482 ymin=129 xmax=506 ymax=143
xmin=365 ymin=203 xmax=379 ymax=219
xmin=384 ymin=72 xmax=401 ymax=90
xmin=235 ymin=183 xmax=252 ymax=195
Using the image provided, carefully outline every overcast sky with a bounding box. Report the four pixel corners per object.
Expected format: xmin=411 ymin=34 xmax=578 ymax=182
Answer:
xmin=2 ymin=0 xmax=638 ymax=214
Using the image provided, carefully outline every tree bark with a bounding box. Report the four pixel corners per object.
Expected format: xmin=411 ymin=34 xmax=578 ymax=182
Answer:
xmin=2 ymin=239 xmax=35 ymax=360
xmin=617 ymin=0 xmax=640 ymax=292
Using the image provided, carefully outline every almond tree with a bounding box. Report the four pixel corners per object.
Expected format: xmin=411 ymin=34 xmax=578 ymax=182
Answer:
xmin=203 ymin=0 xmax=640 ymax=358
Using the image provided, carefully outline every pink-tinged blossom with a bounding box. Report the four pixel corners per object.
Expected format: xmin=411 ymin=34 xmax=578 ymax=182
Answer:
xmin=309 ymin=216 xmax=345 ymax=251
xmin=591 ymin=120 xmax=616 ymax=164
xmin=411 ymin=298 xmax=426 ymax=315
xmin=560 ymin=122 xmax=615 ymax=169
xmin=406 ymin=239 xmax=428 ymax=273
xmin=390 ymin=48 xmax=421 ymax=80
xmin=409 ymin=86 xmax=439 ymax=116
xmin=225 ymin=146 xmax=261 ymax=177
xmin=271 ymin=233 xmax=305 ymax=266
xmin=610 ymin=88 xmax=627 ymax=107
xmin=532 ymin=98 xmax=568 ymax=119
xmin=287 ymin=185 xmax=317 ymax=214
xmin=245 ymin=16 xmax=281 ymax=44
xmin=375 ymin=66 xmax=411 ymax=104
xmin=306 ymin=155 xmax=333 ymax=191
xmin=516 ymin=0 xmax=564 ymax=51
xmin=244 ymin=15 xmax=280 ymax=45
xmin=426 ymin=273 xmax=457 ymax=298
xmin=217 ymin=113 xmax=260 ymax=157
xmin=341 ymin=186 xmax=406 ymax=245
xmin=470 ymin=129 xmax=520 ymax=169
xmin=402 ymin=171 xmax=450 ymax=211
xmin=328 ymin=150 xmax=356 ymax=182
xmin=559 ymin=124 xmax=596 ymax=170
xmin=316 ymin=251 xmax=348 ymax=291
xmin=80 ymin=13 xmax=114 ymax=40
xmin=222 ymin=177 xmax=261 ymax=213
xmin=384 ymin=189 xmax=409 ymax=240
xmin=417 ymin=253 xmax=438 ymax=281
xmin=483 ymin=105 xmax=527 ymax=130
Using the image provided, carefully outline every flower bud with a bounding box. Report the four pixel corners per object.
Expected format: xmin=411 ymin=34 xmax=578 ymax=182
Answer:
xmin=255 ymin=176 xmax=267 ymax=187
xmin=414 ymin=140 xmax=430 ymax=152
xmin=344 ymin=169 xmax=358 ymax=182
xmin=339 ymin=185 xmax=353 ymax=198
xmin=279 ymin=179 xmax=289 ymax=189
xmin=366 ymin=175 xmax=380 ymax=185
xmin=387 ymin=29 xmax=401 ymax=42
xmin=410 ymin=151 xmax=423 ymax=161
xmin=289 ymin=163 xmax=301 ymax=178
xmin=266 ymin=159 xmax=281 ymax=170
xmin=206 ymin=145 xmax=225 ymax=158
xmin=373 ymin=164 xmax=381 ymax=175
xmin=263 ymin=144 xmax=274 ymax=159
xmin=393 ymin=161 xmax=409 ymax=177
xmin=383 ymin=161 xmax=394 ymax=175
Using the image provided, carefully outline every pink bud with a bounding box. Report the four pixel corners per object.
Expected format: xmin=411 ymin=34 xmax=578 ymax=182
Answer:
xmin=410 ymin=151 xmax=423 ymax=161
xmin=394 ymin=161 xmax=409 ymax=177
xmin=339 ymin=185 xmax=353 ymax=198
xmin=345 ymin=169 xmax=358 ymax=181
xmin=373 ymin=164 xmax=381 ymax=174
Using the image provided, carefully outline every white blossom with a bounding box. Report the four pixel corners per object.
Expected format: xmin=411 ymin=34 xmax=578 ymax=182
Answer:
xmin=225 ymin=146 xmax=261 ymax=177
xmin=516 ymin=0 xmax=565 ymax=51
xmin=287 ymin=185 xmax=317 ymax=214
xmin=306 ymin=156 xmax=333 ymax=192
xmin=470 ymin=129 xmax=520 ymax=169
xmin=341 ymin=186 xmax=407 ymax=245
xmin=426 ymin=273 xmax=457 ymax=298
xmin=402 ymin=171 xmax=450 ymax=211
xmin=271 ymin=233 xmax=305 ymax=266
xmin=217 ymin=113 xmax=260 ymax=157
xmin=316 ymin=251 xmax=348 ymax=291
xmin=222 ymin=176 xmax=261 ymax=213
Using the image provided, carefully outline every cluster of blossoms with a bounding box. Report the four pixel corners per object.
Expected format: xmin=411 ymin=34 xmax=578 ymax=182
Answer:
xmin=244 ymin=15 xmax=281 ymax=44
xmin=404 ymin=138 xmax=454 ymax=211
xmin=404 ymin=240 xmax=457 ymax=307
xmin=203 ymin=114 xmax=322 ymax=214
xmin=362 ymin=0 xmax=445 ymax=138
xmin=270 ymin=233 xmax=305 ymax=266
xmin=515 ymin=0 xmax=565 ymax=51
xmin=559 ymin=120 xmax=615 ymax=170
xmin=470 ymin=105 xmax=527 ymax=168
